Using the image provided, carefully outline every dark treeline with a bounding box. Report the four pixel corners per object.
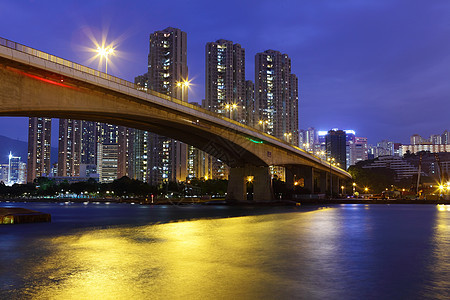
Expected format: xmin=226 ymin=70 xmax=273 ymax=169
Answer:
xmin=0 ymin=176 xmax=228 ymax=199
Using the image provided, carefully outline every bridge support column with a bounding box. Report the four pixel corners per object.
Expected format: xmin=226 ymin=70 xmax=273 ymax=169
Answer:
xmin=319 ymin=171 xmax=327 ymax=195
xmin=226 ymin=167 xmax=246 ymax=202
xmin=297 ymin=166 xmax=314 ymax=193
xmin=253 ymin=166 xmax=274 ymax=202
xmin=332 ymin=176 xmax=339 ymax=196
xmin=285 ymin=167 xmax=295 ymax=190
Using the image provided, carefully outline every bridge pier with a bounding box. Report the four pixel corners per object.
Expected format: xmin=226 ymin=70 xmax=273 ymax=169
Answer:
xmin=226 ymin=165 xmax=274 ymax=202
xmin=253 ymin=166 xmax=273 ymax=202
xmin=285 ymin=167 xmax=294 ymax=190
xmin=319 ymin=171 xmax=327 ymax=194
xmin=296 ymin=166 xmax=314 ymax=193
xmin=226 ymin=167 xmax=247 ymax=202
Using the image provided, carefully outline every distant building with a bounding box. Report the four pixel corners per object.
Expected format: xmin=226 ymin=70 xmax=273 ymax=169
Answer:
xmin=430 ymin=134 xmax=442 ymax=145
xmin=359 ymin=152 xmax=450 ymax=183
xmin=0 ymin=164 xmax=8 ymax=183
xmin=325 ymin=129 xmax=347 ymax=168
xmin=255 ymin=50 xmax=298 ymax=145
xmin=244 ymin=80 xmax=255 ymax=127
xmin=361 ymin=156 xmax=420 ymax=181
xmin=81 ymin=121 xmax=98 ymax=165
xmin=147 ymin=27 xmax=188 ymax=184
xmin=442 ymin=130 xmax=449 ymax=145
xmin=410 ymin=134 xmax=427 ymax=145
xmin=117 ymin=126 xmax=132 ymax=178
xmin=27 ymin=117 xmax=52 ymax=182
xmin=58 ymin=119 xmax=82 ymax=177
xmin=401 ymin=144 xmax=450 ymax=155
xmin=205 ymin=39 xmax=246 ymax=123
xmin=8 ymin=152 xmax=25 ymax=184
xmin=349 ymin=137 xmax=368 ymax=167
xmin=97 ymin=144 xmax=118 ymax=183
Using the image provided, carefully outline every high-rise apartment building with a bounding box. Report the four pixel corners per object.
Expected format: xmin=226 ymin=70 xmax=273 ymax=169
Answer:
xmin=27 ymin=117 xmax=52 ymax=182
xmin=244 ymin=80 xmax=255 ymax=126
xmin=58 ymin=119 xmax=81 ymax=177
xmin=325 ymin=129 xmax=347 ymax=169
xmin=255 ymin=50 xmax=298 ymax=145
xmin=80 ymin=121 xmax=98 ymax=165
xmin=96 ymin=123 xmax=119 ymax=182
xmin=148 ymin=27 xmax=188 ymax=99
xmin=349 ymin=137 xmax=368 ymax=167
xmin=430 ymin=134 xmax=442 ymax=145
xmin=132 ymin=129 xmax=149 ymax=182
xmin=97 ymin=143 xmax=118 ymax=183
xmin=147 ymin=27 xmax=188 ymax=184
xmin=205 ymin=39 xmax=246 ymax=123
xmin=442 ymin=130 xmax=449 ymax=145
xmin=117 ymin=126 xmax=132 ymax=179
xmin=410 ymin=134 xmax=429 ymax=145
xmin=8 ymin=152 xmax=26 ymax=185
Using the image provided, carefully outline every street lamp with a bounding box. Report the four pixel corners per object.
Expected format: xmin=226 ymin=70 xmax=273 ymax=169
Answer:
xmin=259 ymin=119 xmax=268 ymax=132
xmin=284 ymin=132 xmax=292 ymax=143
xmin=352 ymin=182 xmax=356 ymax=196
xmin=97 ymin=46 xmax=114 ymax=74
xmin=225 ymin=103 xmax=238 ymax=120
xmin=341 ymin=185 xmax=345 ymax=197
xmin=176 ymin=80 xmax=190 ymax=102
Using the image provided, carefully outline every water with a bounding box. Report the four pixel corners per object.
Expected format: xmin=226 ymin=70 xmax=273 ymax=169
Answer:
xmin=1 ymin=201 xmax=449 ymax=299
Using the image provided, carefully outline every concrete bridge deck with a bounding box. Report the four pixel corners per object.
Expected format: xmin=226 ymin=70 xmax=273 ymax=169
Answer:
xmin=0 ymin=37 xmax=351 ymax=201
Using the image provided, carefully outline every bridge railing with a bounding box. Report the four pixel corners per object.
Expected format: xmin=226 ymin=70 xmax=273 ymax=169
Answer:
xmin=0 ymin=37 xmax=350 ymax=175
xmin=0 ymin=36 xmax=256 ymax=130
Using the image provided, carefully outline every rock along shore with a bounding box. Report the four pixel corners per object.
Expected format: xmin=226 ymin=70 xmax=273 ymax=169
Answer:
xmin=0 ymin=207 xmax=51 ymax=225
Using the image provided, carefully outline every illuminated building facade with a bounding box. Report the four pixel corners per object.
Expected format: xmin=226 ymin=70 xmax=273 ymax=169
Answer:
xmin=325 ymin=129 xmax=347 ymax=169
xmin=8 ymin=152 xmax=26 ymax=185
xmin=97 ymin=143 xmax=118 ymax=183
xmin=349 ymin=137 xmax=368 ymax=167
xmin=205 ymin=39 xmax=246 ymax=123
xmin=244 ymin=80 xmax=255 ymax=127
xmin=81 ymin=121 xmax=98 ymax=165
xmin=27 ymin=117 xmax=52 ymax=182
xmin=58 ymin=119 xmax=81 ymax=177
xmin=147 ymin=27 xmax=188 ymax=184
xmin=255 ymin=50 xmax=298 ymax=145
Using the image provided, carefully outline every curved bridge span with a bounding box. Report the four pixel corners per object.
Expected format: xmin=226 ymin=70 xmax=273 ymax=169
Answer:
xmin=0 ymin=37 xmax=351 ymax=201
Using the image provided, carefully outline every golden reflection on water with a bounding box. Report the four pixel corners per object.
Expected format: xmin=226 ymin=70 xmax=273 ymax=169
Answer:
xmin=19 ymin=212 xmax=336 ymax=299
xmin=424 ymin=205 xmax=450 ymax=299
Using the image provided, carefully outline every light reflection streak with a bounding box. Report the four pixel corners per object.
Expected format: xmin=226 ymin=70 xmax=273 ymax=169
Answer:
xmin=422 ymin=205 xmax=450 ymax=297
xmin=14 ymin=215 xmax=311 ymax=299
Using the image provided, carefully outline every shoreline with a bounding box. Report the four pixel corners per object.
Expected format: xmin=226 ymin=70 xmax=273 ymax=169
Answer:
xmin=1 ymin=198 xmax=450 ymax=206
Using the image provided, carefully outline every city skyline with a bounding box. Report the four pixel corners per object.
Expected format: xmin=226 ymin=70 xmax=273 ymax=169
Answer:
xmin=0 ymin=0 xmax=449 ymax=145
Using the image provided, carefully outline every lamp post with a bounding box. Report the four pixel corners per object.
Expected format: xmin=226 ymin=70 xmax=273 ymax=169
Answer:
xmin=352 ymin=182 xmax=356 ymax=196
xmin=225 ymin=103 xmax=238 ymax=120
xmin=97 ymin=46 xmax=114 ymax=74
xmin=176 ymin=80 xmax=190 ymax=102
xmin=284 ymin=132 xmax=292 ymax=143
xmin=259 ymin=119 xmax=268 ymax=132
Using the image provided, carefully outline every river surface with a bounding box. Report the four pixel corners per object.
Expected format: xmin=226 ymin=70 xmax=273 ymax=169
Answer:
xmin=1 ymin=201 xmax=449 ymax=299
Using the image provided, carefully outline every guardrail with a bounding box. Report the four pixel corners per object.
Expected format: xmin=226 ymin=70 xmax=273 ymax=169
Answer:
xmin=0 ymin=37 xmax=346 ymax=174
xmin=0 ymin=36 xmax=250 ymax=129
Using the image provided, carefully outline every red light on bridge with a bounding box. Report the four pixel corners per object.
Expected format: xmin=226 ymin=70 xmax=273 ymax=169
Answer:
xmin=7 ymin=67 xmax=76 ymax=90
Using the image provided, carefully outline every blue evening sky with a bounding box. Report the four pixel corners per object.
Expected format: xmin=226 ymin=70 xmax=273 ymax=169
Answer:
xmin=0 ymin=0 xmax=449 ymax=145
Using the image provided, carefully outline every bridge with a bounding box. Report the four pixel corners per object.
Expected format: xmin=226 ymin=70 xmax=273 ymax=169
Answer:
xmin=0 ymin=37 xmax=351 ymax=202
